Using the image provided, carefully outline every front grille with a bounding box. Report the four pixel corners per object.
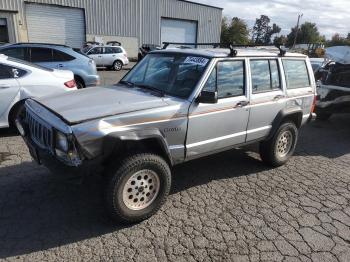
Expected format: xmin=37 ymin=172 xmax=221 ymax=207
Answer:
xmin=26 ymin=109 xmax=53 ymax=150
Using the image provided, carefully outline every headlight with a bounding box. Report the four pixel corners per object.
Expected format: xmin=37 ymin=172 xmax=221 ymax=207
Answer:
xmin=56 ymin=131 xmax=69 ymax=152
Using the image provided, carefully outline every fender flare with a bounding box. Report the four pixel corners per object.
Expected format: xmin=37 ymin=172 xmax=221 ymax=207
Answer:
xmin=266 ymin=107 xmax=303 ymax=141
xmin=103 ymin=128 xmax=174 ymax=165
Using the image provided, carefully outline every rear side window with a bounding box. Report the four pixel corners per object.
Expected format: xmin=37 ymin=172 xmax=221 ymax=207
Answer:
xmin=30 ymin=47 xmax=52 ymax=62
xmin=12 ymin=67 xmax=27 ymax=78
xmin=52 ymin=49 xmax=75 ymax=62
xmin=105 ymin=47 xmax=122 ymax=54
xmin=250 ymin=60 xmax=281 ymax=93
xmin=0 ymin=64 xmax=13 ymax=79
xmin=283 ymin=60 xmax=310 ymax=89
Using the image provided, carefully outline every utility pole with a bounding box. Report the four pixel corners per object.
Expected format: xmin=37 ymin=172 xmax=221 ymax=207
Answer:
xmin=292 ymin=13 xmax=303 ymax=49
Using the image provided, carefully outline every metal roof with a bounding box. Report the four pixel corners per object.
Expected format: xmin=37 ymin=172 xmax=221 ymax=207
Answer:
xmin=178 ymin=0 xmax=223 ymax=10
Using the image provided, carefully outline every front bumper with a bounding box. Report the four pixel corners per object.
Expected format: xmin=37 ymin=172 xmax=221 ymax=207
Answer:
xmin=22 ymin=134 xmax=100 ymax=178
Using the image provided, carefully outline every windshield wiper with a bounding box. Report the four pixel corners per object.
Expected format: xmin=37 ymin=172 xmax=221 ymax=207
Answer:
xmin=135 ymin=84 xmax=165 ymax=97
xmin=119 ymin=80 xmax=135 ymax=87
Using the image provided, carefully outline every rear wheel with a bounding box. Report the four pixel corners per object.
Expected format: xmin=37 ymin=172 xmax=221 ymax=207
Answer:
xmin=113 ymin=60 xmax=123 ymax=71
xmin=259 ymin=122 xmax=298 ymax=167
xmin=105 ymin=153 xmax=171 ymax=224
xmin=75 ymin=77 xmax=85 ymax=89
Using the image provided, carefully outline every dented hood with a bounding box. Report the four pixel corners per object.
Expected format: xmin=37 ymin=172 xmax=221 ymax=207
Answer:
xmin=325 ymin=46 xmax=350 ymax=65
xmin=35 ymin=85 xmax=169 ymax=124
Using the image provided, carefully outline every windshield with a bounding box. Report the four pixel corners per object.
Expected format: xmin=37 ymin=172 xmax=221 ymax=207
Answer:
xmin=81 ymin=46 xmax=91 ymax=54
xmin=122 ymin=53 xmax=210 ymax=98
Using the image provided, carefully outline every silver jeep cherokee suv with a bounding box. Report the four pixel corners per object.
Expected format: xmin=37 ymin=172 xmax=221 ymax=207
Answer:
xmin=17 ymin=44 xmax=316 ymax=223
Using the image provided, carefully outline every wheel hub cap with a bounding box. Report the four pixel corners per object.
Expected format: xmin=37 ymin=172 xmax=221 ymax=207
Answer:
xmin=122 ymin=170 xmax=160 ymax=210
xmin=276 ymin=130 xmax=293 ymax=158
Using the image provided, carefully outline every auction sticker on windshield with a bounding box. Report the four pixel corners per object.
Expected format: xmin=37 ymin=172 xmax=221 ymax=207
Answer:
xmin=184 ymin=56 xmax=209 ymax=66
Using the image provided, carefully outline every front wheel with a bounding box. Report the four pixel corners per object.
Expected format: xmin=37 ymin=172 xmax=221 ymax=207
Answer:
xmin=113 ymin=60 xmax=123 ymax=71
xmin=9 ymin=102 xmax=25 ymax=131
xmin=259 ymin=122 xmax=298 ymax=167
xmin=105 ymin=153 xmax=171 ymax=224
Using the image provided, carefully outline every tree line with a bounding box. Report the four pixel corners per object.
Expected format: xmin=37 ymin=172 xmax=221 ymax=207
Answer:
xmin=221 ymin=15 xmax=349 ymax=47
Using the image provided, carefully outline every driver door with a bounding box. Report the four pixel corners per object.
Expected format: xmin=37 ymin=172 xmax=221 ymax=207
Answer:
xmin=186 ymin=59 xmax=250 ymax=159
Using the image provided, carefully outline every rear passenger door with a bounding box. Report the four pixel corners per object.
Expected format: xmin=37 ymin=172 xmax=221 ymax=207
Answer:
xmin=246 ymin=59 xmax=286 ymax=141
xmin=103 ymin=47 xmax=120 ymax=66
xmin=52 ymin=49 xmax=75 ymax=69
xmin=186 ymin=59 xmax=250 ymax=159
xmin=29 ymin=47 xmax=55 ymax=69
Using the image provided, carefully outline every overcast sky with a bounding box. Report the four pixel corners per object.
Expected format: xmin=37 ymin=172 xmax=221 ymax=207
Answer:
xmin=193 ymin=0 xmax=350 ymax=39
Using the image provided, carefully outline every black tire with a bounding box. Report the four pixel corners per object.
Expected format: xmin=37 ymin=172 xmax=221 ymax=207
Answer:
xmin=75 ymin=77 xmax=85 ymax=89
xmin=113 ymin=60 xmax=123 ymax=71
xmin=105 ymin=153 xmax=171 ymax=224
xmin=9 ymin=102 xmax=25 ymax=131
xmin=259 ymin=122 xmax=298 ymax=167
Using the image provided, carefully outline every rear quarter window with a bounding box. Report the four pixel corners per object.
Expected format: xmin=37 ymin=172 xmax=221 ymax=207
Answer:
xmin=283 ymin=59 xmax=310 ymax=89
xmin=52 ymin=49 xmax=75 ymax=62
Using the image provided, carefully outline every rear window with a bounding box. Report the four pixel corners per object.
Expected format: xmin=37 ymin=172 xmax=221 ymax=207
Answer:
xmin=283 ymin=60 xmax=310 ymax=89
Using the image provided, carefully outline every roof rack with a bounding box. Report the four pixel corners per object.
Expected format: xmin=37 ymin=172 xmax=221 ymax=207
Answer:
xmin=162 ymin=42 xmax=286 ymax=57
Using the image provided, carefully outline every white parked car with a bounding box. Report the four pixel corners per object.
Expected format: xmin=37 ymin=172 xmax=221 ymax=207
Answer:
xmin=82 ymin=45 xmax=129 ymax=71
xmin=0 ymin=54 xmax=77 ymax=129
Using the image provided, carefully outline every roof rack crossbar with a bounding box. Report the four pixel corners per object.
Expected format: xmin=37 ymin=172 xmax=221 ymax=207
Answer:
xmin=161 ymin=42 xmax=286 ymax=57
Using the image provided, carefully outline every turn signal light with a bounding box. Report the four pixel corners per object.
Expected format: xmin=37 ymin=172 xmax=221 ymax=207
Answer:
xmin=64 ymin=80 xmax=77 ymax=88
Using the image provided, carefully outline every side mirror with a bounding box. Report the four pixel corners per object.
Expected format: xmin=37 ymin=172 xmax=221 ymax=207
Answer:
xmin=197 ymin=90 xmax=218 ymax=104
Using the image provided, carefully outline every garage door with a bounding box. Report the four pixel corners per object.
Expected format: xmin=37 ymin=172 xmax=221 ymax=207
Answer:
xmin=26 ymin=3 xmax=85 ymax=48
xmin=161 ymin=18 xmax=197 ymax=45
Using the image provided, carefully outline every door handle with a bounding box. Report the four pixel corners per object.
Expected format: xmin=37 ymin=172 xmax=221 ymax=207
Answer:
xmin=0 ymin=85 xmax=10 ymax=89
xmin=58 ymin=64 xmax=64 ymax=68
xmin=273 ymin=95 xmax=285 ymax=100
xmin=112 ymin=55 xmax=116 ymax=57
xmin=235 ymin=101 xmax=250 ymax=108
